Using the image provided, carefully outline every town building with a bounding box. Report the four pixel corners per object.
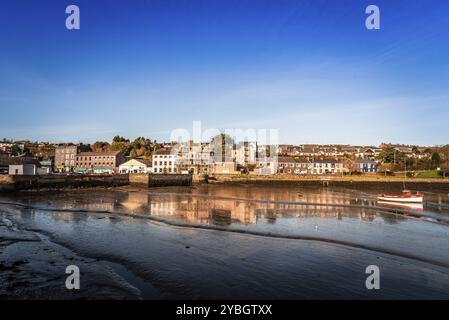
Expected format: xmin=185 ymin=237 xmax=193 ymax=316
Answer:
xmin=278 ymin=156 xmax=310 ymax=175
xmin=0 ymin=142 xmax=13 ymax=153
xmin=278 ymin=144 xmax=301 ymax=156
xmin=9 ymin=164 xmax=38 ymax=175
xmin=256 ymin=157 xmax=278 ymax=175
xmin=152 ymin=148 xmax=177 ymax=174
xmin=234 ymin=141 xmax=258 ymax=170
xmin=278 ymin=157 xmax=344 ymax=175
xmin=310 ymin=159 xmax=344 ymax=175
xmin=175 ymin=141 xmax=212 ymax=174
xmin=1 ymin=156 xmax=41 ymax=175
xmin=212 ymin=162 xmax=237 ymax=174
xmin=55 ymin=144 xmax=90 ymax=172
xmin=36 ymin=159 xmax=54 ymax=175
xmin=336 ymin=146 xmax=360 ymax=157
xmin=353 ymin=147 xmax=381 ymax=160
xmin=39 ymin=159 xmax=54 ymax=173
xmin=74 ymin=151 xmax=125 ymax=174
xmin=0 ymin=142 xmax=25 ymax=155
xmin=119 ymin=159 xmax=152 ymax=174
xmin=355 ymin=159 xmax=378 ymax=173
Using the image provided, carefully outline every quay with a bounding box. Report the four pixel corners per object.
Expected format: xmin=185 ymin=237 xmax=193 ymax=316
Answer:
xmin=0 ymin=173 xmax=193 ymax=192
xmin=1 ymin=173 xmax=448 ymax=192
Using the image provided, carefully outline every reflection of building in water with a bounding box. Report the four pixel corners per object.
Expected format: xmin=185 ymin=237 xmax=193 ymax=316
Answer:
xmin=148 ymin=196 xmax=258 ymax=225
xmin=270 ymin=207 xmax=377 ymax=222
xmin=211 ymin=209 xmax=232 ymax=226
xmin=149 ymin=196 xmax=179 ymax=217
xmin=59 ymin=201 xmax=117 ymax=212
xmin=120 ymin=192 xmax=151 ymax=212
xmin=119 ymin=189 xmax=395 ymax=225
xmin=53 ymin=211 xmax=77 ymax=222
xmin=249 ymin=190 xmax=381 ymax=222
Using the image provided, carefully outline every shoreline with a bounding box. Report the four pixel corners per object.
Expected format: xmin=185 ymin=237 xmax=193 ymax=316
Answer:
xmin=201 ymin=174 xmax=449 ymax=192
xmin=1 ymin=173 xmax=448 ymax=193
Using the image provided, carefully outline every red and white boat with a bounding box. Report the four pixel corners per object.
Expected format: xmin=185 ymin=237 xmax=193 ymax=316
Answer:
xmin=377 ymin=201 xmax=424 ymax=211
xmin=377 ymin=190 xmax=424 ymax=203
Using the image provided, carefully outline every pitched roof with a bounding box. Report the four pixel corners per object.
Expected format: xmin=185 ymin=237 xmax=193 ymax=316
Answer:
xmin=120 ymin=158 xmax=152 ymax=167
xmin=153 ymin=147 xmax=173 ymax=155
xmin=355 ymin=159 xmax=377 ymax=164
xmin=313 ymin=159 xmax=342 ymax=164
xmin=0 ymin=156 xmax=41 ymax=166
xmin=278 ymin=156 xmax=296 ymax=163
xmin=77 ymin=151 xmax=121 ymax=156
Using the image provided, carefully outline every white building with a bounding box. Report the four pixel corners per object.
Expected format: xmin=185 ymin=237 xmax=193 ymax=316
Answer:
xmin=278 ymin=157 xmax=344 ymax=175
xmin=310 ymin=159 xmax=344 ymax=175
xmin=256 ymin=157 xmax=277 ymax=175
xmin=175 ymin=140 xmax=212 ymax=174
xmin=152 ymin=148 xmax=177 ymax=174
xmin=234 ymin=141 xmax=258 ymax=168
xmin=119 ymin=159 xmax=152 ymax=174
xmin=9 ymin=164 xmax=38 ymax=175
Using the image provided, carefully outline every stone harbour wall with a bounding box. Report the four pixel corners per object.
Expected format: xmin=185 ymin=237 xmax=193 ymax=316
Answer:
xmin=0 ymin=174 xmax=130 ymax=192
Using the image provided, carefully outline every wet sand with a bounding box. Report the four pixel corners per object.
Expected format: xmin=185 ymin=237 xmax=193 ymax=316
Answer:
xmin=1 ymin=184 xmax=449 ymax=299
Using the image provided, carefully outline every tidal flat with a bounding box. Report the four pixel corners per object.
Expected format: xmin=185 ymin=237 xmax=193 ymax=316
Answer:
xmin=1 ymin=184 xmax=449 ymax=299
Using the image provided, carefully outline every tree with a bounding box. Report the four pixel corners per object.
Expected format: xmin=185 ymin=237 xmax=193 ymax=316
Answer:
xmin=377 ymin=147 xmax=405 ymax=165
xmin=439 ymin=145 xmax=449 ymax=177
xmin=110 ymin=140 xmax=131 ymax=154
xmin=126 ymin=137 xmax=153 ymax=158
xmin=113 ymin=135 xmax=129 ymax=143
xmin=10 ymin=144 xmax=22 ymax=156
xmin=129 ymin=149 xmax=138 ymax=158
xmin=91 ymin=141 xmax=110 ymax=152
xmin=431 ymin=152 xmax=441 ymax=166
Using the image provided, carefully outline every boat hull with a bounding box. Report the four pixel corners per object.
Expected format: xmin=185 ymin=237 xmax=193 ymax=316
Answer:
xmin=376 ymin=196 xmax=423 ymax=203
xmin=377 ymin=201 xmax=424 ymax=211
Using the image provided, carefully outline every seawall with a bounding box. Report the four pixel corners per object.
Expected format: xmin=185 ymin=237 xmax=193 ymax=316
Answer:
xmin=0 ymin=174 xmax=129 ymax=192
xmin=2 ymin=173 xmax=448 ymax=192
xmin=203 ymin=174 xmax=449 ymax=192
xmin=0 ymin=173 xmax=193 ymax=192
xmin=129 ymin=174 xmax=192 ymax=187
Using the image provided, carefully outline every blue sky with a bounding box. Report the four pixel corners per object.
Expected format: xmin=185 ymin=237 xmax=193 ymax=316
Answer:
xmin=0 ymin=0 xmax=448 ymax=145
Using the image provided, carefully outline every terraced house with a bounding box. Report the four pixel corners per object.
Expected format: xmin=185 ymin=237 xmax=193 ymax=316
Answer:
xmin=152 ymin=147 xmax=177 ymax=174
xmin=74 ymin=151 xmax=125 ymax=174
xmin=278 ymin=157 xmax=344 ymax=175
